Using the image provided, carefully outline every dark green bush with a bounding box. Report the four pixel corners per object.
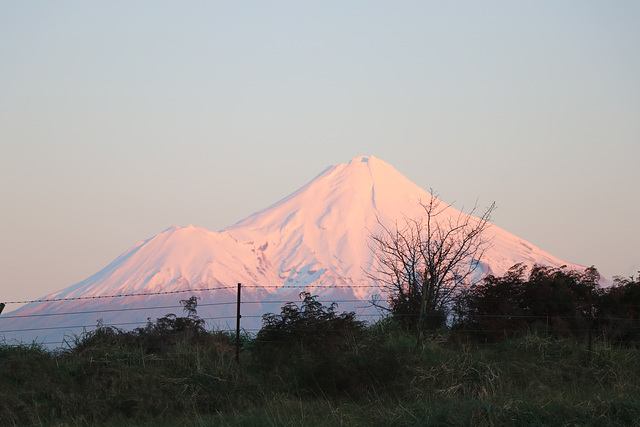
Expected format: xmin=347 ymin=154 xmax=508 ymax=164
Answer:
xmin=456 ymin=264 xmax=600 ymax=342
xmin=72 ymin=296 xmax=216 ymax=355
xmin=253 ymin=292 xmax=400 ymax=396
xmin=596 ymin=274 xmax=640 ymax=346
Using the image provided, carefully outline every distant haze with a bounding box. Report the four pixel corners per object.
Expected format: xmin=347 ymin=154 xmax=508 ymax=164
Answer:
xmin=1 ymin=156 xmax=586 ymax=345
xmin=1 ymin=2 xmax=638 ymax=306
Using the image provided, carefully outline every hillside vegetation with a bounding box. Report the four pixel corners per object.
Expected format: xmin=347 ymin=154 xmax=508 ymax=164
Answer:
xmin=2 ymin=286 xmax=640 ymax=426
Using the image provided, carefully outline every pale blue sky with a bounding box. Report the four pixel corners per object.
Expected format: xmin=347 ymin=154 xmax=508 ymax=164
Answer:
xmin=1 ymin=1 xmax=639 ymax=303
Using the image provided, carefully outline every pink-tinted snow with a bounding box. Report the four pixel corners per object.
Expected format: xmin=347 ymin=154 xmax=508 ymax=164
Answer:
xmin=1 ymin=156 xmax=585 ymax=346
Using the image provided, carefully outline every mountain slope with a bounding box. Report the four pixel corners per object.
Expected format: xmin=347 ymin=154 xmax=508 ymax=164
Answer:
xmin=0 ymin=156 xmax=584 ymax=346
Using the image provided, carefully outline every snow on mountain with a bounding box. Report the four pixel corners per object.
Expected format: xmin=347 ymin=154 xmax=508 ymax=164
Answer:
xmin=0 ymin=155 xmax=585 ymax=347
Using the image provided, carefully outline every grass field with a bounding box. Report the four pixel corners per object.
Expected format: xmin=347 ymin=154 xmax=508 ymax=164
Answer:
xmin=2 ymin=324 xmax=640 ymax=426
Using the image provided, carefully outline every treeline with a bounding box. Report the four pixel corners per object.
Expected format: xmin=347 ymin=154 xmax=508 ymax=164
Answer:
xmin=411 ymin=264 xmax=640 ymax=346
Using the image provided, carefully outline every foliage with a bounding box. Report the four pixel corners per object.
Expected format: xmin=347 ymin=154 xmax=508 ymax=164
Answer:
xmin=252 ymin=291 xmax=380 ymax=396
xmin=3 ymin=328 xmax=640 ymax=426
xmin=72 ymin=295 xmax=213 ymax=355
xmin=255 ymin=291 xmax=364 ymax=350
xmin=5 ymin=282 xmax=640 ymax=425
xmin=457 ymin=264 xmax=600 ymax=342
xmin=596 ymin=273 xmax=640 ymax=346
xmin=369 ymin=191 xmax=495 ymax=336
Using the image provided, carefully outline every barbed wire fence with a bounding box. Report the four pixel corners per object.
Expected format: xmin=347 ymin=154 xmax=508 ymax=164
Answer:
xmin=0 ymin=283 xmax=385 ymax=347
xmin=1 ymin=283 xmax=639 ymax=349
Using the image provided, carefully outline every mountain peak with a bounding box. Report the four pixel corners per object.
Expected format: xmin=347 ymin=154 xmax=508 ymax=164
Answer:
xmin=348 ymin=154 xmax=376 ymax=163
xmin=339 ymin=154 xmax=385 ymax=170
xmin=3 ymin=156 xmax=586 ymax=347
xmin=316 ymin=155 xmax=420 ymax=195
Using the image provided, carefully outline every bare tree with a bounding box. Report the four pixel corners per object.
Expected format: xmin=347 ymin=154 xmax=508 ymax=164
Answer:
xmin=369 ymin=191 xmax=495 ymax=340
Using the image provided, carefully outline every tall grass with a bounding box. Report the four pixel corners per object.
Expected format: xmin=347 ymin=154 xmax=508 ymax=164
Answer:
xmin=1 ymin=326 xmax=640 ymax=426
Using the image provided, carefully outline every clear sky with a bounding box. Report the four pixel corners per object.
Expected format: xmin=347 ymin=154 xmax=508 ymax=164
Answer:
xmin=1 ymin=1 xmax=639 ymax=304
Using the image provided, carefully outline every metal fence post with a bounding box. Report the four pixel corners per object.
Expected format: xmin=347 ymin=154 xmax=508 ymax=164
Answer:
xmin=236 ymin=283 xmax=241 ymax=363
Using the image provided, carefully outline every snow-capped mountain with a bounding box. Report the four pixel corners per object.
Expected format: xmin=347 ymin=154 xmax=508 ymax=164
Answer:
xmin=0 ymin=156 xmax=584 ymax=347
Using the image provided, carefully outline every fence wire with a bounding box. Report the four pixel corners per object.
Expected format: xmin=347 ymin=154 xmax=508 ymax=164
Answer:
xmin=1 ymin=284 xmax=639 ymax=348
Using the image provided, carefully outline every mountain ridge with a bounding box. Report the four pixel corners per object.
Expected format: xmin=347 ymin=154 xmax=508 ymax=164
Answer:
xmin=0 ymin=155 xmax=585 ymax=346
